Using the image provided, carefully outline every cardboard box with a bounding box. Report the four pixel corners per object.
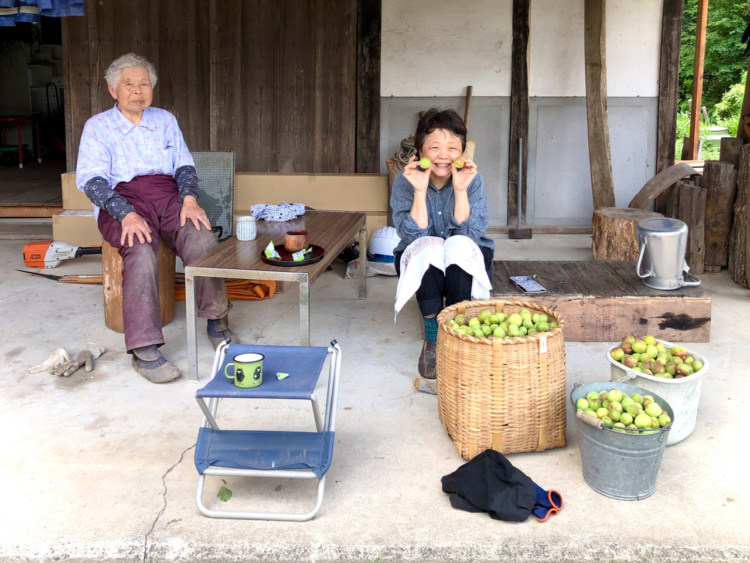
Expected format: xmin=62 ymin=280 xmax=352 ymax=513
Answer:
xmin=235 ymin=173 xmax=389 ymax=244
xmin=61 ymin=173 xmax=92 ymax=210
xmin=234 ymin=173 xmax=388 ymax=213
xmin=52 ymin=210 xmax=102 ymax=247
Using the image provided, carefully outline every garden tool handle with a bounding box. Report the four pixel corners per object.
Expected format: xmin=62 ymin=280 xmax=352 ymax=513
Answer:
xmin=59 ymin=274 xmax=103 ymax=284
xmin=576 ymin=409 xmax=603 ymax=429
xmin=635 ymin=242 xmax=652 ymax=279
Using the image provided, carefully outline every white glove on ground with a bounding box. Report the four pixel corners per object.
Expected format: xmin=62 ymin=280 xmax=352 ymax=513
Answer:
xmin=50 ymin=342 xmax=106 ymax=377
xmin=28 ymin=348 xmax=70 ymax=374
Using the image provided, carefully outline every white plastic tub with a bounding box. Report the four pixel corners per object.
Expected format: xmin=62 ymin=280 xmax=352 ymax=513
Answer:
xmin=606 ymin=339 xmax=708 ymax=446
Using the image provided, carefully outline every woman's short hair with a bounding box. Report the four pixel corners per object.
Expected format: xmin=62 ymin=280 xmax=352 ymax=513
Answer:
xmin=105 ymin=53 xmax=158 ymax=88
xmin=415 ymin=108 xmax=467 ymax=155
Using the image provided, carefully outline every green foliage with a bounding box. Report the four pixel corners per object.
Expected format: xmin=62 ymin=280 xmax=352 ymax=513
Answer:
xmin=679 ymin=0 xmax=749 ymax=110
xmin=714 ymin=70 xmax=747 ymax=120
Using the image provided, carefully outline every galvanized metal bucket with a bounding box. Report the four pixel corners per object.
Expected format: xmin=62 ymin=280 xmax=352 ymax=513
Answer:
xmin=571 ymin=381 xmax=674 ymax=501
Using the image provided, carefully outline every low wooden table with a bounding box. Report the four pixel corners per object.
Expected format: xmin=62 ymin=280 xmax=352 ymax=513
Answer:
xmin=185 ymin=210 xmax=367 ymax=381
xmin=491 ymin=260 xmax=711 ymax=343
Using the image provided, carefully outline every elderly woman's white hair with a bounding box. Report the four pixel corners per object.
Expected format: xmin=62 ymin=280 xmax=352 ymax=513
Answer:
xmin=105 ymin=53 xmax=158 ymax=88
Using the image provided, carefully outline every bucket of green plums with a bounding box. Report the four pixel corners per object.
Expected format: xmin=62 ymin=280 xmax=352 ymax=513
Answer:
xmin=606 ymin=335 xmax=708 ymax=446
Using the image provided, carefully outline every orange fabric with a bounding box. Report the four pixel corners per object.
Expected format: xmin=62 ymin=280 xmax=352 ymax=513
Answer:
xmin=174 ymin=277 xmax=276 ymax=301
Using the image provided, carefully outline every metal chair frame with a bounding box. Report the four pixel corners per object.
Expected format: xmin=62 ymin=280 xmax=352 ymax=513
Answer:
xmin=194 ymin=340 xmax=341 ymax=521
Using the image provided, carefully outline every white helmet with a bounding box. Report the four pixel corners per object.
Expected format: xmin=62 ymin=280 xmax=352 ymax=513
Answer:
xmin=368 ymin=226 xmax=400 ymax=263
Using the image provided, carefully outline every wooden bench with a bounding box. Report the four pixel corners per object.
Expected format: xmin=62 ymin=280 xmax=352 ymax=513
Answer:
xmin=491 ymin=260 xmax=711 ymax=343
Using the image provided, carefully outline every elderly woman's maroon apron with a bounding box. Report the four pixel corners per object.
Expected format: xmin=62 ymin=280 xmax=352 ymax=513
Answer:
xmin=97 ymin=175 xmax=229 ymax=351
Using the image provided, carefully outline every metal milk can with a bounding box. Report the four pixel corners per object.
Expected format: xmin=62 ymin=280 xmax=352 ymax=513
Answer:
xmin=635 ymin=217 xmax=701 ymax=290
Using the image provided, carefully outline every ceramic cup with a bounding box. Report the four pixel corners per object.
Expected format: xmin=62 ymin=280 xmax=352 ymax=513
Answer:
xmin=236 ymin=216 xmax=257 ymax=241
xmin=224 ymin=352 xmax=264 ymax=388
xmin=284 ymin=230 xmax=308 ymax=253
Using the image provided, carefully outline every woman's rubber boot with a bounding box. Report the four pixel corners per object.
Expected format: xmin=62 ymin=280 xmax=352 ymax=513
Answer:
xmin=418 ymin=341 xmax=437 ymax=379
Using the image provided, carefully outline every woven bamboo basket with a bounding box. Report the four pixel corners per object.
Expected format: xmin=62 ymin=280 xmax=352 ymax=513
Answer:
xmin=436 ymin=299 xmax=567 ymax=460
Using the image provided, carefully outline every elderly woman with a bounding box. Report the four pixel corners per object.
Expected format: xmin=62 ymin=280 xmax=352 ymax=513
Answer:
xmin=390 ymin=108 xmax=494 ymax=380
xmin=76 ymin=53 xmax=235 ymax=384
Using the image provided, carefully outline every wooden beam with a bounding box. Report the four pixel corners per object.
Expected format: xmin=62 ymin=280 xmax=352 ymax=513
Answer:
xmin=584 ymin=0 xmax=616 ymax=210
xmin=0 ymin=206 xmax=61 ymax=218
xmin=507 ymin=0 xmax=531 ymax=226
xmin=655 ymin=0 xmax=684 ymax=177
xmin=356 ymin=0 xmax=381 ymax=173
xmin=687 ymin=0 xmax=708 ymax=160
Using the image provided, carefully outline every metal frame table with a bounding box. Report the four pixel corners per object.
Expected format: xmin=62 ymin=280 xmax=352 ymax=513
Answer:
xmin=185 ymin=209 xmax=366 ymax=381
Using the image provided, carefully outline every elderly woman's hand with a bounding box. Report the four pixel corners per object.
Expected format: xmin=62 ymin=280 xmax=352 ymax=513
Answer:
xmin=452 ymin=159 xmax=477 ymax=193
xmin=120 ymin=212 xmax=153 ymax=247
xmin=180 ymin=196 xmax=212 ymax=231
xmin=402 ymin=155 xmax=431 ymax=194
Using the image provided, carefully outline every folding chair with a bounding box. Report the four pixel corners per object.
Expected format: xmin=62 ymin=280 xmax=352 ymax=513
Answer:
xmin=194 ymin=340 xmax=342 ymax=521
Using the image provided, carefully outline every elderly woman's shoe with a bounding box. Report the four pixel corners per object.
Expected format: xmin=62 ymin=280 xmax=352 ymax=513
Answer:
xmin=418 ymin=341 xmax=437 ymax=379
xmin=131 ymin=346 xmax=180 ymax=383
xmin=207 ymin=316 xmax=238 ymax=349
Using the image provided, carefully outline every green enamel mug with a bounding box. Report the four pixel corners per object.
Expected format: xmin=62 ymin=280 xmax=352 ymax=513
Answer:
xmin=224 ymin=352 xmax=264 ymax=388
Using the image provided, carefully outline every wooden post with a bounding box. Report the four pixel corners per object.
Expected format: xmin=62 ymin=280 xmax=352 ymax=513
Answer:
xmin=687 ymin=0 xmax=708 ymax=160
xmin=654 ymin=0 xmax=685 ymax=216
xmin=508 ymin=0 xmax=530 ymax=226
xmin=584 ymin=0 xmax=616 ymax=210
xmin=677 ymin=183 xmax=707 ymax=275
xmin=656 ymin=0 xmax=684 ymax=175
xmin=356 ymin=0 xmax=381 ymax=173
xmin=703 ymin=160 xmax=737 ymax=271
xmin=730 ymin=145 xmax=750 ymax=287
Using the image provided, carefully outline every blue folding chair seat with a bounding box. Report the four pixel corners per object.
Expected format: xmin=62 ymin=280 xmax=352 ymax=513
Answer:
xmin=194 ymin=341 xmax=342 ymax=521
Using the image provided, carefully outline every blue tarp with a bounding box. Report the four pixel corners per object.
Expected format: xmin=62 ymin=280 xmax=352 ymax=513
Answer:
xmin=0 ymin=0 xmax=84 ymax=26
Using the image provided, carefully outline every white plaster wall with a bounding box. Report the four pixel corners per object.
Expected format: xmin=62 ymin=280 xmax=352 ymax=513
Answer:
xmin=381 ymin=0 xmax=662 ymax=98
xmin=380 ymin=0 xmax=513 ymax=97
xmin=530 ymin=0 xmax=662 ymax=97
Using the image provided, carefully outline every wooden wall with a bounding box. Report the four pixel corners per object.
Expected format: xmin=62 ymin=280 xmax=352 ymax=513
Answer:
xmin=62 ymin=0 xmax=380 ymax=174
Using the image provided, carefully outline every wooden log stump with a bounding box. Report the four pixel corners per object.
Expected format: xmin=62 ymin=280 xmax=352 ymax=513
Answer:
xmin=102 ymin=239 xmax=176 ymax=333
xmin=729 ymin=145 xmax=750 ymax=287
xmin=703 ymin=160 xmax=737 ymax=270
xmin=592 ymin=207 xmax=663 ymax=261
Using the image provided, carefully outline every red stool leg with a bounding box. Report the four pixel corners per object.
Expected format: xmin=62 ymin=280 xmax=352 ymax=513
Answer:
xmin=17 ymin=120 xmax=23 ymax=168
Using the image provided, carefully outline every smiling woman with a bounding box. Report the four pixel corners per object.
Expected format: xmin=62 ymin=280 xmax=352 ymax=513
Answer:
xmin=389 ymin=108 xmax=495 ymax=380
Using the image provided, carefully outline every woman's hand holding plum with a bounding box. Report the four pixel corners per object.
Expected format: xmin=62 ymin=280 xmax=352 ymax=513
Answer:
xmin=452 ymin=159 xmax=477 ymax=193
xmin=402 ymin=155 xmax=431 ymax=194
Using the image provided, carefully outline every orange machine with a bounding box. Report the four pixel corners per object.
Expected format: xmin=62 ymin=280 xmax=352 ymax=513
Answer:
xmin=23 ymin=241 xmax=102 ymax=269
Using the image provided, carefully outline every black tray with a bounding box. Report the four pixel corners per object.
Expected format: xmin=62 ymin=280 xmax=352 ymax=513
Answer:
xmin=260 ymin=244 xmax=326 ymax=267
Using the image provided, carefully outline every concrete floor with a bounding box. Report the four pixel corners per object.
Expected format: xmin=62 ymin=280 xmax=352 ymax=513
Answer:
xmin=0 ymin=233 xmax=748 ymax=563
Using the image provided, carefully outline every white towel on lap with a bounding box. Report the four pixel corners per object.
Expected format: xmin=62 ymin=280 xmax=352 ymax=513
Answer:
xmin=394 ymin=235 xmax=492 ymax=321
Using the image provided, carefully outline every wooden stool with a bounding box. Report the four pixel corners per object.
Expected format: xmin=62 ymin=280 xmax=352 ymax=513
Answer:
xmin=102 ymin=239 xmax=176 ymax=333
